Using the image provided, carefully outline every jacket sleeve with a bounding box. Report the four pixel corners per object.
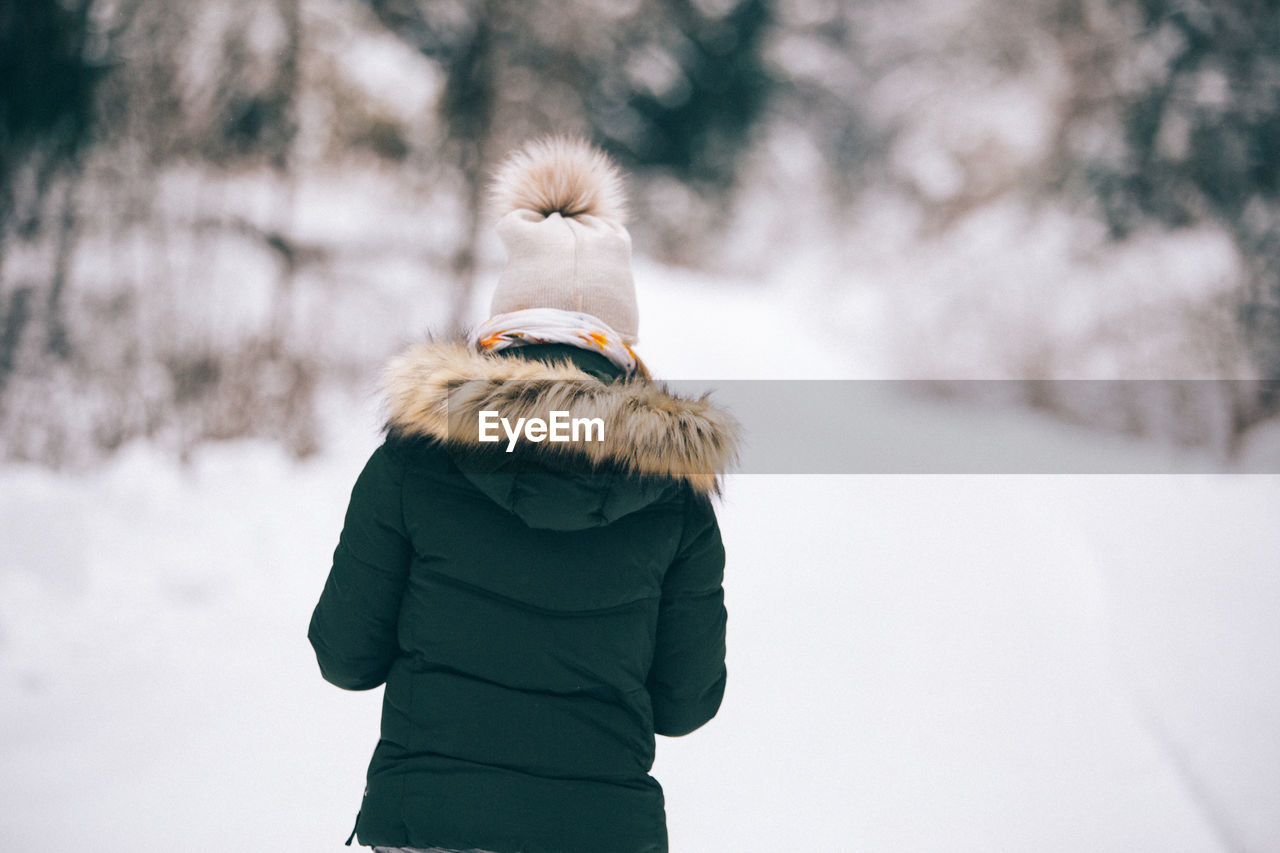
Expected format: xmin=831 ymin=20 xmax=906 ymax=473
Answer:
xmin=308 ymin=441 xmax=414 ymax=691
xmin=647 ymin=491 xmax=728 ymax=737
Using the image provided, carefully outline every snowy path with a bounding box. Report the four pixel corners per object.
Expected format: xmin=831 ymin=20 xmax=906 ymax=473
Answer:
xmin=2 ymin=399 xmax=1277 ymax=852
xmin=659 ymin=475 xmax=1277 ymax=852
xmin=2 ymin=273 xmax=1278 ymax=851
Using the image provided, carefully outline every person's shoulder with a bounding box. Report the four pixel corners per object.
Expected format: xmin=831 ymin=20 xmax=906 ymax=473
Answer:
xmin=673 ymin=475 xmax=719 ymax=523
xmin=380 ymin=429 xmax=452 ymax=474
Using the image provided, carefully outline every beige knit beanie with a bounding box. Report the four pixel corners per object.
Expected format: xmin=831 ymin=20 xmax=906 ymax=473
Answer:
xmin=488 ymin=137 xmax=639 ymax=344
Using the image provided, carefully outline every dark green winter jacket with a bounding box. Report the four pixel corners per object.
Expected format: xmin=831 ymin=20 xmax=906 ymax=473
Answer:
xmin=308 ymin=340 xmax=739 ymax=853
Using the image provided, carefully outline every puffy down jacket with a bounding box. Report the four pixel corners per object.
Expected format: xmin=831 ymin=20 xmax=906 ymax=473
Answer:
xmin=309 ymin=341 xmax=738 ymax=853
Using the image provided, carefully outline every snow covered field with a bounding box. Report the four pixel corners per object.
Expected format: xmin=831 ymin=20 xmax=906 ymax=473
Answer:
xmin=2 ymin=273 xmax=1278 ymax=851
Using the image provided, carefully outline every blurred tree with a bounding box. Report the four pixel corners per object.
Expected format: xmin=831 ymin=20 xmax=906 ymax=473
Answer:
xmin=0 ymin=0 xmax=99 ymax=226
xmin=6 ymin=0 xmax=1272 ymax=465
xmin=1050 ymin=0 xmax=1280 ymax=394
xmin=0 ymin=0 xmax=323 ymax=465
xmin=755 ymin=0 xmax=883 ymax=211
xmin=0 ymin=0 xmax=102 ymax=375
xmin=360 ymin=0 xmax=775 ymax=327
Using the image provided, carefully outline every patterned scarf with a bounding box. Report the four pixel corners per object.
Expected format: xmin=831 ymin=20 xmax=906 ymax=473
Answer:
xmin=470 ymin=308 xmax=648 ymax=378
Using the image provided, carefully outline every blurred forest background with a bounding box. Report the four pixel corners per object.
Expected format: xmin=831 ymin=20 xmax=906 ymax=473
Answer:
xmin=2 ymin=0 xmax=1280 ymax=467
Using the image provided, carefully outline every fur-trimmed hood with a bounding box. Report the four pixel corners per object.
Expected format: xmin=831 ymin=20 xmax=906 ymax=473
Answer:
xmin=380 ymin=340 xmax=740 ymax=501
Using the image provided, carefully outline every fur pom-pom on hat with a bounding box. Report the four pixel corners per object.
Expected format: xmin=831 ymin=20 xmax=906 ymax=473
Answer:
xmin=490 ymin=136 xmax=628 ymax=223
xmin=487 ymin=137 xmax=640 ymax=343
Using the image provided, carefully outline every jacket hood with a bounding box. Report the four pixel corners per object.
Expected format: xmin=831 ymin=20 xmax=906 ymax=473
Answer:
xmin=379 ymin=340 xmax=740 ymax=530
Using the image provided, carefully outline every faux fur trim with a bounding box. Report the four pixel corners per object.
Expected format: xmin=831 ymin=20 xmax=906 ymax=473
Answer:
xmin=380 ymin=341 xmax=739 ymax=493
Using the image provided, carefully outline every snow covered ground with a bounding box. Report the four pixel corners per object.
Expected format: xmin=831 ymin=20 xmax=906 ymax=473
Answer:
xmin=2 ymin=270 xmax=1278 ymax=852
